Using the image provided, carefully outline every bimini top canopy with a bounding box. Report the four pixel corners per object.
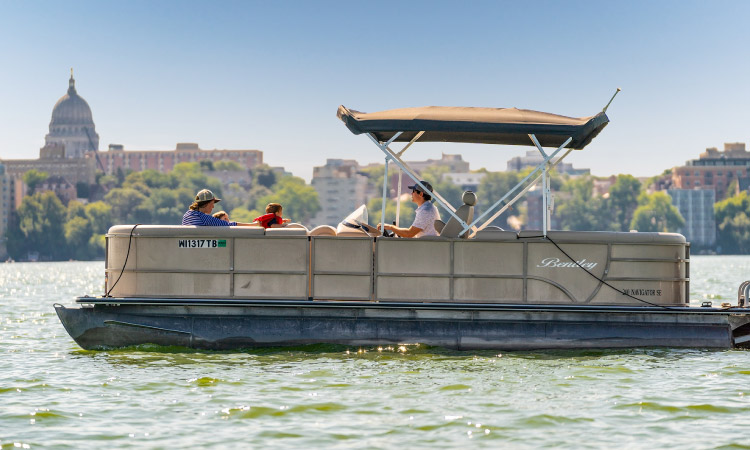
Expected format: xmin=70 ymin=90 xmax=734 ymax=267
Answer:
xmin=337 ymin=105 xmax=609 ymax=150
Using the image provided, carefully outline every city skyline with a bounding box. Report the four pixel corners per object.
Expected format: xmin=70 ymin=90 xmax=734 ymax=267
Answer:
xmin=1 ymin=1 xmax=749 ymax=181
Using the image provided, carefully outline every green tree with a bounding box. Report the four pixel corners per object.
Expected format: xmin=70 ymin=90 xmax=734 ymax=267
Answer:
xmin=214 ymin=160 xmax=244 ymax=171
xmin=172 ymin=162 xmax=223 ymax=197
xmin=716 ymin=213 xmax=750 ymax=254
xmin=66 ymin=200 xmax=88 ymax=221
xmin=219 ymin=182 xmax=250 ymax=212
xmin=556 ymin=176 xmax=614 ymax=231
xmin=136 ymin=187 xmax=182 ymax=224
xmin=726 ymin=179 xmax=739 ymax=199
xmin=124 ymin=169 xmax=177 ymax=190
xmin=65 ymin=216 xmax=95 ymax=260
xmin=97 ymin=173 xmax=118 ymax=190
xmin=115 ymin=167 xmax=127 ymax=186
xmin=104 ymin=188 xmax=148 ymax=223
xmin=251 ymin=164 xmax=278 ymax=189
xmin=229 ymin=207 xmax=256 ymax=223
xmin=23 ymin=169 xmax=48 ymax=192
xmin=359 ymin=165 xmax=384 ymax=194
xmin=608 ymin=174 xmax=642 ymax=231
xmin=475 ymin=171 xmax=522 ymax=228
xmin=630 ymin=191 xmax=685 ymax=232
xmin=85 ymin=201 xmax=113 ymax=234
xmin=14 ymin=192 xmax=67 ymax=260
xmin=89 ymin=233 xmax=106 ymax=256
xmin=715 ymin=191 xmax=750 ymax=253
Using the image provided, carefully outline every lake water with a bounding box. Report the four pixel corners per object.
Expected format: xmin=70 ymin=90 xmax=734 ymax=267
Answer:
xmin=2 ymin=257 xmax=750 ymax=449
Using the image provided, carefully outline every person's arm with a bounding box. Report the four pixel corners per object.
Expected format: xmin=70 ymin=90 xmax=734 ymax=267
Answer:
xmin=377 ymin=223 xmax=423 ymax=238
xmin=201 ymin=214 xmax=236 ymax=226
xmin=235 ymin=221 xmax=261 ymax=227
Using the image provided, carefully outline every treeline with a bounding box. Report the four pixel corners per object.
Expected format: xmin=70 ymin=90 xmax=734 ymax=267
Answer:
xmin=715 ymin=192 xmax=750 ymax=254
xmin=8 ymin=162 xmax=724 ymax=261
xmin=7 ymin=162 xmax=320 ymax=261
xmin=554 ymin=175 xmax=684 ymax=232
xmin=361 ymin=168 xmax=685 ymax=234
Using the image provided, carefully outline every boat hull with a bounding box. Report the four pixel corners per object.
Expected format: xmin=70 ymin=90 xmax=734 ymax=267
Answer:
xmin=55 ymin=300 xmax=750 ymax=350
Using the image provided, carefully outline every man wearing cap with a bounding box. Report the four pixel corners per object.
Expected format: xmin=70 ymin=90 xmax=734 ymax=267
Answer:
xmin=378 ymin=180 xmax=440 ymax=238
xmin=182 ymin=189 xmax=255 ymax=226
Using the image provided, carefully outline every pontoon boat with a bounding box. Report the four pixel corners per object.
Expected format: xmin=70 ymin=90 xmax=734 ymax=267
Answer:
xmin=55 ymin=99 xmax=750 ymax=350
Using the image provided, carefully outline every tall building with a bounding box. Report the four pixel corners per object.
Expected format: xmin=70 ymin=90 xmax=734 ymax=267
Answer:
xmin=97 ymin=143 xmax=262 ymax=175
xmin=45 ymin=70 xmax=100 ymax=158
xmin=442 ymin=172 xmax=486 ymax=191
xmin=310 ymin=159 xmax=369 ymax=227
xmin=667 ymin=189 xmax=716 ymax=248
xmin=672 ymin=143 xmax=749 ymax=201
xmin=3 ymin=144 xmax=96 ymax=210
xmin=526 ymin=186 xmax=560 ymax=231
xmin=1 ymin=72 xmax=99 ymax=212
xmin=0 ymin=162 xmax=10 ymax=259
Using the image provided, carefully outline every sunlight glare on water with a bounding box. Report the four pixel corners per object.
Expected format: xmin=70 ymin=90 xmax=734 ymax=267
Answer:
xmin=1 ymin=258 xmax=749 ymax=448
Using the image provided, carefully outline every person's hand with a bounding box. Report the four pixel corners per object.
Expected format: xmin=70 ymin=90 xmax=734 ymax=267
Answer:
xmin=283 ymin=218 xmax=291 ymax=223
xmin=377 ymin=223 xmax=389 ymax=231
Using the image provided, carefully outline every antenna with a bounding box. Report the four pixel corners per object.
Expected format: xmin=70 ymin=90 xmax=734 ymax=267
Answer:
xmin=602 ymin=88 xmax=621 ymax=113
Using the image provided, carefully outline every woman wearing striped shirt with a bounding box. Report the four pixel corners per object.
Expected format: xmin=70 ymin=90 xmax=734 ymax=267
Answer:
xmin=181 ymin=189 xmax=256 ymax=227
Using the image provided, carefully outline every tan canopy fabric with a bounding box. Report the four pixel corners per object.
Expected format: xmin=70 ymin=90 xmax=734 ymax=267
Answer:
xmin=337 ymin=105 xmax=608 ymax=150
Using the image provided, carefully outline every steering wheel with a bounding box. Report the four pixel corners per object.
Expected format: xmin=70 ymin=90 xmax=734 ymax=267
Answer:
xmin=370 ymin=220 xmax=395 ymax=237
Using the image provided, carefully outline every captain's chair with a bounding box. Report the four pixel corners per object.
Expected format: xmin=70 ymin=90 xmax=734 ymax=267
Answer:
xmin=433 ymin=191 xmax=476 ymax=238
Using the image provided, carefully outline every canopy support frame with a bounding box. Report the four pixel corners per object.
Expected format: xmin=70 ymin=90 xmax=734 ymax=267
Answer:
xmin=470 ymin=146 xmax=575 ymax=238
xmin=368 ymin=133 xmax=464 ymax=229
xmin=462 ymin=135 xmax=573 ymax=237
xmin=366 ymin=131 xmax=575 ymax=238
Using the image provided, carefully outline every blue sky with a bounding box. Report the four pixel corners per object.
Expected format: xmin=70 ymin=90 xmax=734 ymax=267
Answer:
xmin=1 ymin=1 xmax=749 ymax=180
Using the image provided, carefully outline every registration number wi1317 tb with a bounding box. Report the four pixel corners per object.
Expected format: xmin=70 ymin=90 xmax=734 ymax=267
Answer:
xmin=177 ymin=239 xmax=227 ymax=248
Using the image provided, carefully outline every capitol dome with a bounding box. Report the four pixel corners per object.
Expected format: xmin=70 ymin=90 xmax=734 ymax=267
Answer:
xmin=45 ymin=70 xmax=100 ymax=158
xmin=50 ymin=81 xmax=94 ymax=125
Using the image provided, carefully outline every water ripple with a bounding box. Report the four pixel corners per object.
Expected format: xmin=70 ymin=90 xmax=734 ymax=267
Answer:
xmin=3 ymin=259 xmax=750 ymax=448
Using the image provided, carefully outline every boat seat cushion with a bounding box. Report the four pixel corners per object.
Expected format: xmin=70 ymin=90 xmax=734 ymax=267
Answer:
xmin=474 ymin=230 xmax=518 ymax=240
xmin=435 ymin=191 xmax=476 ymax=238
xmin=266 ymin=227 xmax=308 ymax=236
xmin=309 ymin=225 xmax=337 ymax=236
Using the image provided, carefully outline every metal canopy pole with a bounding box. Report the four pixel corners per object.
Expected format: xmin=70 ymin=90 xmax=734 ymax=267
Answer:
xmin=529 ymin=134 xmax=561 ymax=237
xmin=396 ymin=168 xmax=402 ymax=227
xmin=376 ymin=132 xmax=402 ymax=230
xmin=462 ymin=136 xmax=572 ymax=235
xmin=381 ymin=157 xmax=389 ymax=229
xmin=542 ymin=162 xmax=548 ymax=235
xmin=394 ymin=131 xmax=424 ymax=228
xmin=528 ymin=135 xmax=551 ymax=236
